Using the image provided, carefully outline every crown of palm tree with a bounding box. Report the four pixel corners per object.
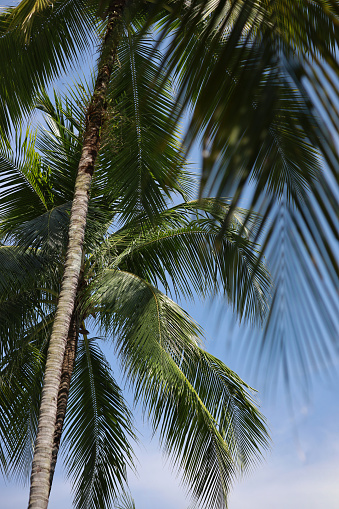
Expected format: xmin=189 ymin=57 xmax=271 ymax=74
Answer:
xmin=0 ymin=73 xmax=270 ymax=508
xmin=1 ymin=0 xmax=337 ymax=383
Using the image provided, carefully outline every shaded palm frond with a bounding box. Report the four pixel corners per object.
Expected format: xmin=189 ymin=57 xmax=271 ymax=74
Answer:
xmin=114 ymin=493 xmax=136 ymax=509
xmin=0 ymin=318 xmax=51 ymax=482
xmin=0 ymin=245 xmax=46 ymax=294
xmin=63 ymin=336 xmax=136 ymax=509
xmin=244 ymin=194 xmax=339 ymax=386
xmin=0 ymin=244 xmax=59 ymax=368
xmin=99 ymin=24 xmax=190 ymax=220
xmin=150 ymin=0 xmax=338 ymax=382
xmin=0 ymin=288 xmax=55 ymax=367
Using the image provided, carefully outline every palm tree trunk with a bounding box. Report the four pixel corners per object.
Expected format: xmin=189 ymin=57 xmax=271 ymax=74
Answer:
xmin=48 ymin=308 xmax=79 ymax=493
xmin=28 ymin=3 xmax=126 ymax=508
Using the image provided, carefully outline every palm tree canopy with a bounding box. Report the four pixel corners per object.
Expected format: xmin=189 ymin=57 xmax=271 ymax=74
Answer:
xmin=1 ymin=0 xmax=337 ymax=384
xmin=0 ymin=83 xmax=270 ymax=508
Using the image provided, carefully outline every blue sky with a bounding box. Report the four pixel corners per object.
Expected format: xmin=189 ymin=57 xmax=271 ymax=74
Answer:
xmin=1 ymin=4 xmax=338 ymax=508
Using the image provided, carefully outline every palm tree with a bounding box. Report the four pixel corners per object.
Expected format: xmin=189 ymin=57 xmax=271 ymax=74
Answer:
xmin=0 ymin=1 xmax=337 ymax=506
xmin=1 ymin=3 xmax=129 ymax=505
xmin=0 ymin=89 xmax=270 ymax=508
xmin=1 ymin=0 xmax=336 ymax=378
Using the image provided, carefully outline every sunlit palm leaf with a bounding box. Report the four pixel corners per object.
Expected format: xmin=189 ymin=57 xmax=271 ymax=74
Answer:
xmin=0 ymin=0 xmax=95 ymax=134
xmin=93 ymin=269 xmax=269 ymax=508
xmin=0 ymin=127 xmax=48 ymax=233
xmin=99 ymin=24 xmax=189 ymax=220
xmin=35 ymin=89 xmax=85 ymax=203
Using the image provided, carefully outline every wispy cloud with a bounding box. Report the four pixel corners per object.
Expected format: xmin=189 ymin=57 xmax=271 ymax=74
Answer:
xmin=229 ymin=453 xmax=339 ymax=509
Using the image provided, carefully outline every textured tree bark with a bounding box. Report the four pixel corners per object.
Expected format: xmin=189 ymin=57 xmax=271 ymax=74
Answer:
xmin=48 ymin=309 xmax=79 ymax=493
xmin=27 ymin=3 xmax=126 ymax=508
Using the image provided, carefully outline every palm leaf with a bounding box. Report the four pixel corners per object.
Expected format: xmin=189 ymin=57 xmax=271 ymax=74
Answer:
xmin=149 ymin=0 xmax=339 ymax=382
xmin=99 ymin=24 xmax=189 ymax=220
xmin=0 ymin=127 xmax=49 ymax=233
xmin=0 ymin=317 xmax=51 ymax=482
xmin=98 ymin=199 xmax=271 ymax=324
xmin=93 ymin=269 xmax=269 ymax=508
xmin=114 ymin=493 xmax=136 ymax=509
xmin=0 ymin=0 xmax=96 ymax=134
xmin=0 ymin=248 xmax=58 ymax=363
xmin=63 ymin=336 xmax=135 ymax=509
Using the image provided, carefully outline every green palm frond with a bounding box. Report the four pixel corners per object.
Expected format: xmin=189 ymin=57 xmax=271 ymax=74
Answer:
xmin=166 ymin=13 xmax=322 ymax=203
xmin=63 ymin=336 xmax=136 ymax=509
xmin=36 ymin=88 xmax=117 ymax=252
xmin=99 ymin=24 xmax=190 ymax=220
xmin=93 ymin=269 xmax=203 ymax=355
xmin=0 ymin=245 xmax=45 ymax=294
xmin=0 ymin=0 xmax=96 ymax=133
xmin=150 ymin=0 xmax=339 ymax=381
xmin=99 ymin=199 xmax=271 ymax=324
xmin=0 ymin=127 xmax=49 ymax=233
xmin=0 ymin=287 xmax=55 ymax=366
xmin=0 ymin=318 xmax=50 ymax=482
xmin=0 ymin=125 xmax=72 ymax=255
xmin=0 ymin=93 xmax=115 ymax=254
xmin=35 ymin=89 xmax=85 ymax=203
xmin=93 ymin=269 xmax=269 ymax=508
xmin=181 ymin=349 xmax=268 ymax=470
xmin=0 ymin=244 xmax=58 ymax=364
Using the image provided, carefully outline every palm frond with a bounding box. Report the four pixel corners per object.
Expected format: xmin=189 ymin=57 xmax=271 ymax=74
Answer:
xmin=93 ymin=269 xmax=269 ymax=508
xmin=63 ymin=336 xmax=135 ymax=509
xmin=0 ymin=243 xmax=59 ymax=366
xmin=0 ymin=318 xmax=50 ymax=482
xmin=93 ymin=199 xmax=271 ymax=324
xmin=0 ymin=0 xmax=96 ymax=134
xmin=244 ymin=193 xmax=339 ymax=385
xmin=149 ymin=0 xmax=339 ymax=382
xmin=0 ymin=94 xmax=115 ymax=254
xmin=0 ymin=123 xmax=73 ymax=257
xmin=99 ymin=24 xmax=190 ymax=220
xmin=0 ymin=245 xmax=45 ymax=294
xmin=35 ymin=89 xmax=85 ymax=203
xmin=114 ymin=493 xmax=136 ymax=509
xmin=0 ymin=126 xmax=48 ymax=232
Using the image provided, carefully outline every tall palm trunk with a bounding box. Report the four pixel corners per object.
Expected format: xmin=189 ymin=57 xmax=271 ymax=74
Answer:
xmin=48 ymin=307 xmax=79 ymax=493
xmin=28 ymin=3 xmax=126 ymax=508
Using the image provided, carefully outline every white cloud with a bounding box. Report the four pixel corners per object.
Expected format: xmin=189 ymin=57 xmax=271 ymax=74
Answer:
xmin=229 ymin=455 xmax=339 ymax=509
